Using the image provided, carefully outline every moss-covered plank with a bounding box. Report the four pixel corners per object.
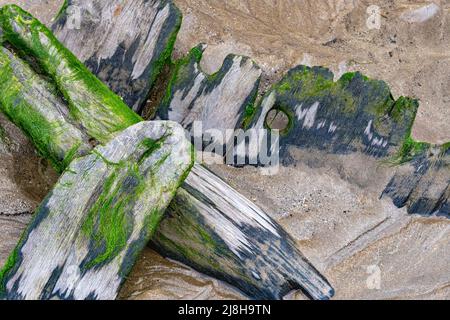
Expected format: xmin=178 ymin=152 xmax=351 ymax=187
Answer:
xmin=0 ymin=121 xmax=193 ymax=300
xmin=157 ymin=44 xmax=261 ymax=131
xmin=52 ymin=0 xmax=182 ymax=114
xmin=251 ymin=66 xmax=418 ymax=159
xmin=153 ymin=164 xmax=335 ymax=300
xmin=0 ymin=45 xmax=90 ymax=171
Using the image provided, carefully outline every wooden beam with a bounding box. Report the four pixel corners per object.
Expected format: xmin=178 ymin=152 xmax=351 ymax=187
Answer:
xmin=157 ymin=44 xmax=261 ymax=131
xmin=0 ymin=121 xmax=193 ymax=300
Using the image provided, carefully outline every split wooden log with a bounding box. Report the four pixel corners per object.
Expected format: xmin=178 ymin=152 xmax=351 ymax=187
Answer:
xmin=52 ymin=0 xmax=182 ymax=114
xmin=157 ymin=44 xmax=261 ymax=131
xmin=250 ymin=66 xmax=449 ymax=217
xmin=0 ymin=5 xmax=335 ymax=300
xmin=0 ymin=120 xmax=193 ymax=300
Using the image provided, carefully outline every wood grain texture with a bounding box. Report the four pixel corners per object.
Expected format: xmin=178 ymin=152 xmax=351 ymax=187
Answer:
xmin=0 ymin=121 xmax=193 ymax=300
xmin=0 ymin=5 xmax=142 ymax=145
xmin=157 ymin=44 xmax=261 ymax=131
xmin=153 ymin=164 xmax=335 ymax=300
xmin=383 ymin=146 xmax=449 ymax=217
xmin=52 ymin=0 xmax=182 ymax=113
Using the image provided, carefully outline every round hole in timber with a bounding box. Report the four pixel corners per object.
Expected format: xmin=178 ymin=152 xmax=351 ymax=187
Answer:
xmin=265 ymin=108 xmax=290 ymax=133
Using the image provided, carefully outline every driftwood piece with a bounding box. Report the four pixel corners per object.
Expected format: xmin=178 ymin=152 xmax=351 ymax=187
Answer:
xmin=0 ymin=5 xmax=335 ymax=299
xmin=382 ymin=145 xmax=449 ymax=217
xmin=251 ymin=66 xmax=418 ymax=159
xmin=157 ymin=44 xmax=261 ymax=131
xmin=52 ymin=0 xmax=182 ymax=113
xmin=250 ymin=65 xmax=449 ymax=217
xmin=153 ymin=165 xmax=334 ymax=300
xmin=0 ymin=121 xmax=193 ymax=300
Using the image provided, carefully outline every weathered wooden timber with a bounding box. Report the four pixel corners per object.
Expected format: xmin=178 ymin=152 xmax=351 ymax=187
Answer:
xmin=0 ymin=5 xmax=335 ymax=300
xmin=0 ymin=121 xmax=193 ymax=300
xmin=157 ymin=44 xmax=261 ymax=131
xmin=0 ymin=4 xmax=142 ymax=145
xmin=52 ymin=0 xmax=182 ymax=113
xmin=250 ymin=66 xmax=449 ymax=217
xmin=382 ymin=144 xmax=449 ymax=217
xmin=153 ymin=164 xmax=334 ymax=300
xmin=251 ymin=66 xmax=418 ymax=159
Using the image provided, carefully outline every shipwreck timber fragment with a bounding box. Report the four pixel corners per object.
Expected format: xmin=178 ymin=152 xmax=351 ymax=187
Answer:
xmin=52 ymin=0 xmax=182 ymax=113
xmin=251 ymin=66 xmax=418 ymax=159
xmin=0 ymin=121 xmax=193 ymax=300
xmin=153 ymin=165 xmax=334 ymax=300
xmin=382 ymin=144 xmax=449 ymax=217
xmin=157 ymin=44 xmax=261 ymax=131
xmin=250 ymin=66 xmax=449 ymax=217
xmin=0 ymin=5 xmax=335 ymax=300
xmin=0 ymin=5 xmax=142 ymax=145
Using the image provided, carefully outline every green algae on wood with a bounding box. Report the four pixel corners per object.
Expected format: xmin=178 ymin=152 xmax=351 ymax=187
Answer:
xmin=52 ymin=0 xmax=182 ymax=114
xmin=158 ymin=44 xmax=262 ymax=132
xmin=0 ymin=121 xmax=193 ymax=300
xmin=0 ymin=5 xmax=142 ymax=144
xmin=0 ymin=45 xmax=90 ymax=171
xmin=251 ymin=65 xmax=418 ymax=159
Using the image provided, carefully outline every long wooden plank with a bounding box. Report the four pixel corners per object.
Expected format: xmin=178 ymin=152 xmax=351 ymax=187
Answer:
xmin=153 ymin=165 xmax=335 ymax=300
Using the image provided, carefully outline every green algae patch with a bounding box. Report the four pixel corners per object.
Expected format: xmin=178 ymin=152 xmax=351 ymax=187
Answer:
xmin=81 ymin=162 xmax=139 ymax=269
xmin=0 ymin=245 xmax=19 ymax=296
xmin=147 ymin=4 xmax=182 ymax=100
xmin=161 ymin=44 xmax=205 ymax=108
xmin=389 ymin=136 xmax=430 ymax=165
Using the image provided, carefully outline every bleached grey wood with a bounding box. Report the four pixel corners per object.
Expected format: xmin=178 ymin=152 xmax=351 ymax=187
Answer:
xmin=52 ymin=0 xmax=182 ymax=113
xmin=0 ymin=121 xmax=193 ymax=300
xmin=158 ymin=44 xmax=261 ymax=131
xmin=153 ymin=164 xmax=335 ymax=300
